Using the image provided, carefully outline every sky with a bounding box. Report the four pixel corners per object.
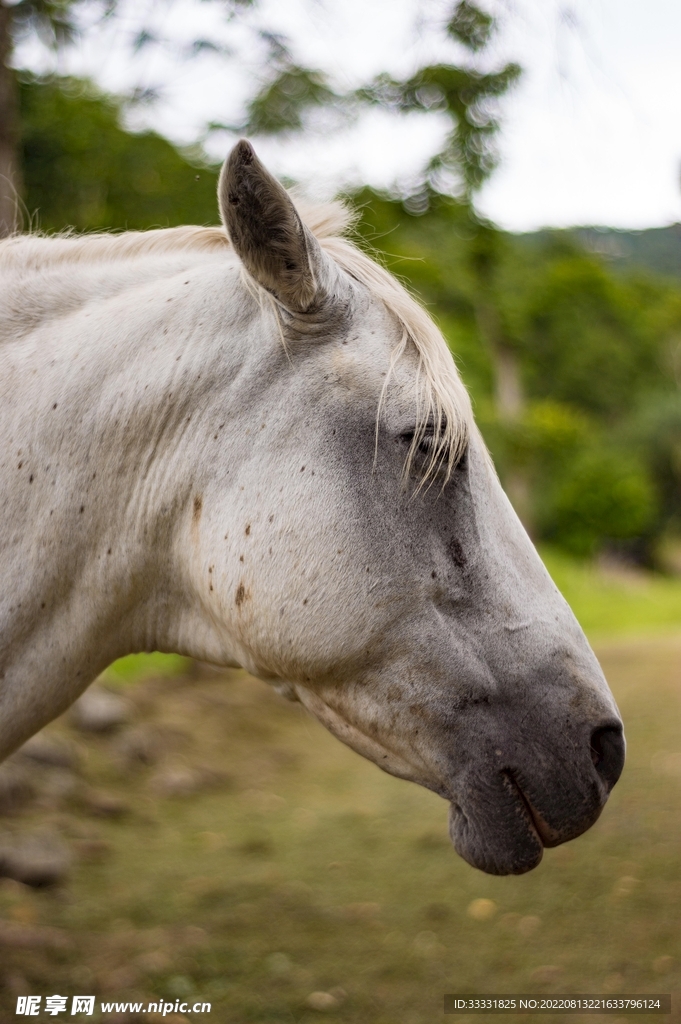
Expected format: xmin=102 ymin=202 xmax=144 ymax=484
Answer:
xmin=14 ymin=0 xmax=681 ymax=231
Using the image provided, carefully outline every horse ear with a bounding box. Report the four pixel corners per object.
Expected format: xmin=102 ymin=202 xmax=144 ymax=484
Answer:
xmin=218 ymin=140 xmax=324 ymax=313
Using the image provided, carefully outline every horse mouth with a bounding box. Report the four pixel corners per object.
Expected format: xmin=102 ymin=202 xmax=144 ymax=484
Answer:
xmin=503 ymin=771 xmax=563 ymax=847
xmin=295 ymin=686 xmax=613 ymax=877
xmin=447 ymin=771 xmax=559 ymax=875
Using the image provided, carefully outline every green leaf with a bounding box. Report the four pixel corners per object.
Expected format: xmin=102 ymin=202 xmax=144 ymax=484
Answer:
xmin=447 ymin=1 xmax=495 ymax=52
xmin=240 ymin=64 xmax=337 ymax=135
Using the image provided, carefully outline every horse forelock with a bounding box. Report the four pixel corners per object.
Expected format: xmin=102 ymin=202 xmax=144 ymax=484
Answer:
xmin=318 ymin=233 xmax=472 ymax=484
xmin=0 ymin=196 xmax=472 ymax=482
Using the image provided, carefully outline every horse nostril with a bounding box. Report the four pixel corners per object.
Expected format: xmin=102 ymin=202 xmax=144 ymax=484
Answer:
xmin=590 ymin=725 xmax=625 ymax=790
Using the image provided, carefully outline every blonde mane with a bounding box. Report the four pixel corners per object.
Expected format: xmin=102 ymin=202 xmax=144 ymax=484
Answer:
xmin=0 ymin=198 xmax=471 ymax=483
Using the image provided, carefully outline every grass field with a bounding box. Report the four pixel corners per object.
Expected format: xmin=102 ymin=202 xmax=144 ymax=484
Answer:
xmin=541 ymin=549 xmax=681 ymax=639
xmin=0 ymin=626 xmax=680 ymax=1024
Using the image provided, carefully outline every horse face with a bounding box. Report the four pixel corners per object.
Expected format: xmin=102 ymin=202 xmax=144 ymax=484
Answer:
xmin=211 ymin=141 xmax=624 ymax=875
xmin=287 ymin=415 xmax=624 ymax=876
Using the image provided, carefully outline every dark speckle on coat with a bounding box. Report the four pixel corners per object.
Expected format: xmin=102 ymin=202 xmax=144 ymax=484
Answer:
xmin=448 ymin=537 xmax=466 ymax=570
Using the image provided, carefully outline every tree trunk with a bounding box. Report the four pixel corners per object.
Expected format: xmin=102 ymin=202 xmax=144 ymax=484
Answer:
xmin=474 ymin=297 xmax=523 ymax=420
xmin=0 ymin=1 xmax=21 ymax=237
xmin=474 ymin=295 xmax=533 ymax=530
xmin=492 ymin=340 xmax=524 ymax=421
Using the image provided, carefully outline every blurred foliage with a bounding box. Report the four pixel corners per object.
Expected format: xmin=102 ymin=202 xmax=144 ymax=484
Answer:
xmin=20 ymin=75 xmax=220 ymax=230
xmin=232 ymin=30 xmax=339 ymax=136
xmin=358 ymin=2 xmax=520 ymax=199
xmin=9 ymin=0 xmax=89 ymax=49
xmin=235 ymin=1 xmax=520 ymax=200
xmin=540 ymin=449 xmax=657 ymax=558
xmin=0 ymin=0 xmax=258 ymax=235
xmin=359 ymin=62 xmax=521 ymax=199
xmin=447 ymin=0 xmax=494 ymax=52
xmin=521 ymin=255 xmax=660 ymax=418
xmin=522 ymin=224 xmax=681 ymax=284
xmin=240 ymin=63 xmax=336 ymax=135
xmin=628 ymin=394 xmax=681 ymax=536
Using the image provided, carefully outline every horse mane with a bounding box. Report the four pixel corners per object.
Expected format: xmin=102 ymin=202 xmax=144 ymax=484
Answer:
xmin=0 ymin=197 xmax=471 ymax=483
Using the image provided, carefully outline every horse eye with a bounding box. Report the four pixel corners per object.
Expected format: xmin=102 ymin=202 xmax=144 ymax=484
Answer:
xmin=401 ymin=422 xmax=439 ymax=455
xmin=417 ymin=431 xmax=436 ymax=455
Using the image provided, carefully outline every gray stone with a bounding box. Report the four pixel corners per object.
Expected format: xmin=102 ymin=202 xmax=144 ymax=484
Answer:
xmin=73 ymin=837 xmax=112 ymax=862
xmin=69 ymin=685 xmax=131 ymax=734
xmin=78 ymin=788 xmax=130 ymax=818
xmin=35 ymin=768 xmax=80 ymax=810
xmin=0 ymin=922 xmax=72 ymax=950
xmin=18 ymin=732 xmax=79 ymax=769
xmin=0 ymin=831 xmax=71 ymax=887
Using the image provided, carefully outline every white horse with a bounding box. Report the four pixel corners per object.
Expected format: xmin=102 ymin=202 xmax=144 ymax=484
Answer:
xmin=0 ymin=141 xmax=624 ymax=875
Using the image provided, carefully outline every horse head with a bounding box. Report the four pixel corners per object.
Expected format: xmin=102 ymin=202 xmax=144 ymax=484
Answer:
xmin=189 ymin=141 xmax=624 ymax=874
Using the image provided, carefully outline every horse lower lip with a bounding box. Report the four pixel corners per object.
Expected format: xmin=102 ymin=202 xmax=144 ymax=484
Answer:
xmin=448 ymin=795 xmax=544 ymax=875
xmin=449 ymin=758 xmax=609 ymax=874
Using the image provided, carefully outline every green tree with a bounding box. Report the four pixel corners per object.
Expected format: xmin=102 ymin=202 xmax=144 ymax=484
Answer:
xmin=629 ymin=394 xmax=681 ymax=539
xmin=358 ymin=2 xmax=522 ymax=421
xmin=0 ymin=0 xmax=254 ymax=236
xmin=226 ymin=30 xmax=338 ymax=137
xmin=523 ymin=253 xmax=662 ymax=418
xmin=354 ymin=173 xmax=681 ymax=559
xmin=20 ymin=75 xmax=219 ymax=231
xmin=1 ymin=0 xmax=80 ymax=234
xmin=542 ymin=448 xmax=657 ymax=558
xmin=227 ymin=2 xmax=525 ymax=448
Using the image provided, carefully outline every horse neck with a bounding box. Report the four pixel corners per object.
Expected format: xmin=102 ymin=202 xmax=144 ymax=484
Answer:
xmin=0 ymin=248 xmax=248 ymax=754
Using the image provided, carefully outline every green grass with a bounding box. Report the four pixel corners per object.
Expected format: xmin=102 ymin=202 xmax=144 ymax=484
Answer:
xmin=1 ymin=639 xmax=680 ymax=1023
xmin=107 ymin=652 xmax=190 ymax=682
xmin=540 ymin=547 xmax=681 ymax=638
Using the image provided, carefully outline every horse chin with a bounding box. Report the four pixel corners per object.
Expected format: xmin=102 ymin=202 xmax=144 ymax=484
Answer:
xmin=447 ymin=785 xmax=545 ymax=876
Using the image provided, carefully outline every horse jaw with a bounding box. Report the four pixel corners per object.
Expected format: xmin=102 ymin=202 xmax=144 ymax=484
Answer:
xmin=293 ymin=685 xmax=447 ymax=795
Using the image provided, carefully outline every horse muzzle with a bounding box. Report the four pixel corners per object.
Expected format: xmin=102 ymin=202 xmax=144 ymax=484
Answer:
xmin=447 ymin=719 xmax=625 ymax=875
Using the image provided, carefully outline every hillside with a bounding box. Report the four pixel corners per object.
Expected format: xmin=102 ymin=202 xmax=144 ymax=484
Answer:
xmin=519 ymin=223 xmax=681 ymax=281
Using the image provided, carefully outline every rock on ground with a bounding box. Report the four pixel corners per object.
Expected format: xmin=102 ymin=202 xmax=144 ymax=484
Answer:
xmin=0 ymin=830 xmax=71 ymax=887
xmin=17 ymin=733 xmax=80 ymax=769
xmin=69 ymin=686 xmax=132 ymax=734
